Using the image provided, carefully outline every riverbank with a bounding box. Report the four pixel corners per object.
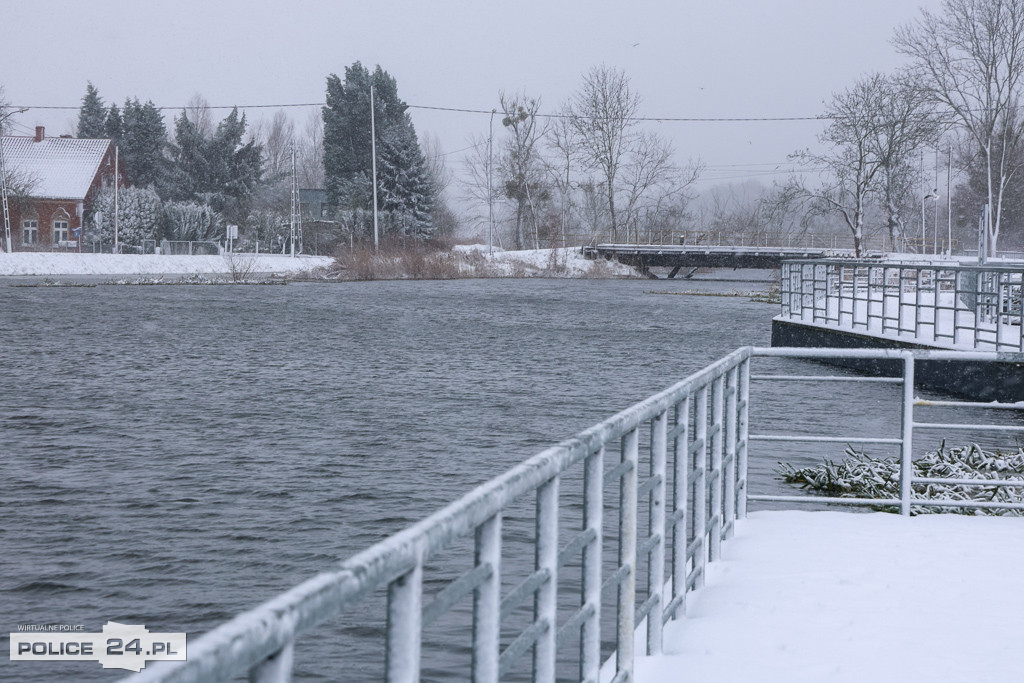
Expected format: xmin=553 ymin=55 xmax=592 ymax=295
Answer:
xmin=0 ymin=252 xmax=334 ymax=277
xmin=0 ymin=246 xmax=640 ymax=279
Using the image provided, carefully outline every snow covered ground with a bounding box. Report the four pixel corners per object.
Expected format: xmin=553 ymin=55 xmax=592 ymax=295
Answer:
xmin=0 ymin=252 xmax=334 ymax=277
xmin=0 ymin=247 xmax=638 ymax=278
xmin=451 ymin=244 xmax=639 ymax=277
xmin=636 ymin=510 xmax=1024 ymax=683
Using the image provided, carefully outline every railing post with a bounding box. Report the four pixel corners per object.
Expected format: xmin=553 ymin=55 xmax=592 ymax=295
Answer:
xmin=472 ymin=513 xmax=502 ymax=683
xmin=670 ymin=395 xmax=690 ymax=620
xmin=646 ymin=410 xmax=668 ymax=656
xmin=248 ymin=642 xmax=294 ymax=683
xmin=386 ymin=559 xmax=424 ymax=683
xmin=724 ymin=367 xmax=738 ymax=538
xmin=580 ymin=448 xmax=603 ymax=682
xmin=900 ymin=355 xmax=915 ymax=516
xmin=693 ymin=387 xmax=708 ymax=589
xmin=533 ymin=477 xmax=559 ymax=683
xmin=737 ymin=358 xmax=750 ymax=519
xmin=616 ymin=428 xmax=639 ymax=681
xmin=710 ymin=374 xmax=725 ymax=561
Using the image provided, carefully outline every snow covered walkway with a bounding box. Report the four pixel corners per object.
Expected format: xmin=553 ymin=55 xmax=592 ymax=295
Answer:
xmin=636 ymin=510 xmax=1024 ymax=683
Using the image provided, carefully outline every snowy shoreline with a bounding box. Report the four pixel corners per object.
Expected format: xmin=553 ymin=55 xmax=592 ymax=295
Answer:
xmin=0 ymin=247 xmax=642 ymax=280
xmin=0 ymin=253 xmax=334 ymax=278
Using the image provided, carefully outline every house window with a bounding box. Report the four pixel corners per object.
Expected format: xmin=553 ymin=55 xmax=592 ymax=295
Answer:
xmin=23 ymin=220 xmax=38 ymax=244
xmin=53 ymin=220 xmax=70 ymax=244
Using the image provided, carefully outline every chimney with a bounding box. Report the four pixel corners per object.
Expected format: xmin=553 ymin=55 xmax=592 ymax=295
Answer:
xmin=34 ymin=126 xmax=44 ymax=142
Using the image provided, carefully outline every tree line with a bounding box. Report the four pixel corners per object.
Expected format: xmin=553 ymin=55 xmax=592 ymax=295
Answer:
xmin=62 ymin=63 xmax=449 ymax=253
xmin=786 ymin=0 xmax=1024 ymax=256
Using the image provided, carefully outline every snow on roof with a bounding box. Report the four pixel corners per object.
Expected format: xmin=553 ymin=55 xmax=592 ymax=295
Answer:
xmin=0 ymin=135 xmax=111 ymax=200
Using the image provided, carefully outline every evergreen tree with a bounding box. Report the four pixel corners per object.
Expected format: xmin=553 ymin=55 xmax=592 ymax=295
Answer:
xmin=104 ymin=104 xmax=122 ymax=142
xmin=120 ymin=98 xmax=167 ymax=189
xmin=165 ymin=106 xmax=263 ymax=224
xmin=323 ymin=62 xmax=434 ymax=240
xmin=77 ymin=83 xmax=106 ymax=138
xmin=166 ymin=112 xmax=209 ymax=201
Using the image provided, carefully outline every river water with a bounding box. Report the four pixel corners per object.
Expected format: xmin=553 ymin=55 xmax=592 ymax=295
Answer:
xmin=0 ymin=276 xmax=953 ymax=681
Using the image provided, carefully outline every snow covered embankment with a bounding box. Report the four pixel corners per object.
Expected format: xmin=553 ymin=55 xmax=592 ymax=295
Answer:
xmin=0 ymin=253 xmax=334 ymax=277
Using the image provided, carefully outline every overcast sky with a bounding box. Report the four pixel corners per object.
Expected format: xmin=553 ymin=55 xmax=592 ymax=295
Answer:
xmin=3 ymin=0 xmax=944 ymax=191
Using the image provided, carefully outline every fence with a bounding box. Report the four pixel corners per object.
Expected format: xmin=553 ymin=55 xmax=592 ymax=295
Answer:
xmin=125 ymin=347 xmax=1024 ymax=683
xmin=780 ymin=258 xmax=1024 ymax=352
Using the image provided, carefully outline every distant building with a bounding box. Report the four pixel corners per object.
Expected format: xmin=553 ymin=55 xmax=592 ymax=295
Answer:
xmin=1 ymin=126 xmax=120 ymax=251
xmin=298 ymin=188 xmax=330 ymax=220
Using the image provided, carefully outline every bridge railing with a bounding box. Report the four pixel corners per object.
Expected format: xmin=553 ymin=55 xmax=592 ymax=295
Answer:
xmin=124 ymin=347 xmax=1024 ymax=683
xmin=780 ymin=258 xmax=1024 ymax=352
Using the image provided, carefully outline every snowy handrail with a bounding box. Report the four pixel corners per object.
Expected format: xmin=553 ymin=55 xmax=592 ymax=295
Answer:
xmin=780 ymin=259 xmax=1024 ymax=352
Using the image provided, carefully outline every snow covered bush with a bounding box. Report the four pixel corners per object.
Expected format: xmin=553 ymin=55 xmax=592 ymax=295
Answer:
xmin=88 ymin=186 xmax=162 ymax=249
xmin=779 ymin=443 xmax=1024 ymax=515
xmin=162 ymin=201 xmax=221 ymax=241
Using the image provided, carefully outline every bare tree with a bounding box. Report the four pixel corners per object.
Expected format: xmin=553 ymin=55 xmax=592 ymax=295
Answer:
xmin=185 ymin=93 xmax=214 ymax=138
xmin=297 ymin=108 xmax=325 ymax=189
xmin=791 ymin=76 xmax=902 ymax=256
xmin=258 ymin=110 xmax=296 ymax=184
xmin=567 ymin=66 xmax=641 ymax=242
xmin=497 ymin=91 xmax=548 ymax=249
xmin=420 ymin=132 xmax=459 ymax=237
xmin=545 ymin=113 xmax=578 ymax=247
xmin=894 ymin=0 xmax=1024 ymax=255
xmin=866 ymin=73 xmax=940 ymax=251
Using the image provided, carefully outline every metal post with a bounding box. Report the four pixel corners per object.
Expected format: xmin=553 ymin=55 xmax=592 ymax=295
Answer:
xmin=615 ymin=428 xmax=639 ymax=681
xmin=248 ymin=642 xmax=294 ymax=683
xmin=646 ymin=410 xmax=667 ymax=656
xmin=693 ymin=386 xmax=708 ymax=588
xmin=900 ymin=355 xmax=915 ymax=516
xmin=737 ymin=358 xmax=750 ymax=519
xmin=724 ymin=367 xmax=738 ymax=538
xmin=670 ymin=395 xmax=690 ymax=620
xmin=709 ymin=374 xmax=724 ymax=560
xmin=487 ymin=109 xmax=495 ymax=255
xmin=580 ymin=448 xmax=603 ymax=682
xmin=385 ymin=561 xmax=423 ymax=683
xmin=533 ymin=477 xmax=559 ymax=683
xmin=472 ymin=513 xmax=501 ymax=683
xmin=370 ymin=84 xmax=379 ymax=251
xmin=114 ymin=146 xmax=119 ymax=254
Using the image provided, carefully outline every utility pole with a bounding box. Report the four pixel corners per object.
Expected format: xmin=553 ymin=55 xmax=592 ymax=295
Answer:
xmin=114 ymin=145 xmax=120 ymax=254
xmin=370 ymin=83 xmax=379 ymax=251
xmin=0 ymin=136 xmax=12 ymax=254
xmin=0 ymin=108 xmax=29 ymax=254
xmin=488 ymin=109 xmax=495 ymax=255
xmin=289 ymin=146 xmax=301 ymax=257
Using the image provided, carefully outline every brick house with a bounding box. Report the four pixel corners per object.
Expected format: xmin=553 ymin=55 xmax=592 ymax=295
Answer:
xmin=1 ymin=126 xmax=120 ymax=251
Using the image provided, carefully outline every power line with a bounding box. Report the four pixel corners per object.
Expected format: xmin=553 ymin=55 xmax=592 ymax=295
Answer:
xmin=12 ymin=100 xmax=828 ymax=122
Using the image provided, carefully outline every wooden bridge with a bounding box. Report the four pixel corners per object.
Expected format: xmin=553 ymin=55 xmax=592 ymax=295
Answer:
xmin=582 ymin=243 xmax=871 ymax=277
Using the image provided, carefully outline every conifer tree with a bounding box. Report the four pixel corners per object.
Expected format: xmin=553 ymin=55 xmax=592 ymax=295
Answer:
xmin=104 ymin=104 xmax=122 ymax=142
xmin=77 ymin=83 xmax=106 ymax=138
xmin=323 ymin=62 xmax=434 ymax=240
xmin=120 ymin=98 xmax=167 ymax=189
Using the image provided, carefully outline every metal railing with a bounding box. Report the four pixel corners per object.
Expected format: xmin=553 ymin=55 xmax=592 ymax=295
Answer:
xmin=780 ymin=258 xmax=1024 ymax=351
xmin=747 ymin=347 xmax=1024 ymax=514
xmin=124 ymin=347 xmax=1024 ymax=683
